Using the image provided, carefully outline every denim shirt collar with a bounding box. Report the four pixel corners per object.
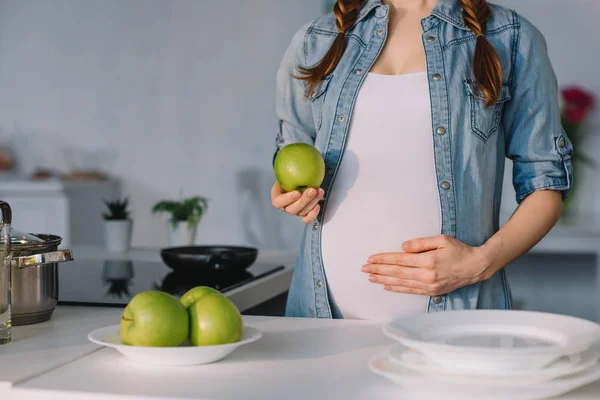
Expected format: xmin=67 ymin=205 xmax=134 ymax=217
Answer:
xmin=357 ymin=0 xmax=470 ymax=31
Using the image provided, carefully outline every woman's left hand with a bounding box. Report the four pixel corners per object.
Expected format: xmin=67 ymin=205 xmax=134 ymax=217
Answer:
xmin=362 ymin=235 xmax=493 ymax=296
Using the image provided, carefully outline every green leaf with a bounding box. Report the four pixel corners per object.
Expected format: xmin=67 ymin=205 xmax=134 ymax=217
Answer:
xmin=103 ymin=196 xmax=131 ymax=220
xmin=151 ymin=196 xmax=209 ymax=228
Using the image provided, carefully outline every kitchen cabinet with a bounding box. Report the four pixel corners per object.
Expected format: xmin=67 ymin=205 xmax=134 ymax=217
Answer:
xmin=0 ymin=178 xmax=120 ymax=247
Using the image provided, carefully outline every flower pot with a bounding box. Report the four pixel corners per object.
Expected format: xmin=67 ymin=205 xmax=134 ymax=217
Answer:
xmin=166 ymin=221 xmax=197 ymax=247
xmin=103 ymin=219 xmax=133 ymax=253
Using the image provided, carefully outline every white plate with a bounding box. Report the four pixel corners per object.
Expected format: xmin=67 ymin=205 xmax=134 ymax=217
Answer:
xmin=88 ymin=324 xmax=262 ymax=366
xmin=369 ymin=352 xmax=600 ymax=400
xmin=388 ymin=344 xmax=599 ymax=385
xmin=383 ymin=310 xmax=600 ymax=372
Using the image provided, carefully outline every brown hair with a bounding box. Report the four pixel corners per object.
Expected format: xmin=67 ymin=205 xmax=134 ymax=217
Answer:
xmin=296 ymin=0 xmax=502 ymax=107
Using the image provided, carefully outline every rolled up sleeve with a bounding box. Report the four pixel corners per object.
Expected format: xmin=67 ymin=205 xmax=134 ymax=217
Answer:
xmin=503 ymin=16 xmax=573 ymax=204
xmin=273 ymin=23 xmax=317 ymax=166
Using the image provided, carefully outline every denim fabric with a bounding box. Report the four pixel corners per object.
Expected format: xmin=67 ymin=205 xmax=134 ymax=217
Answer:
xmin=275 ymin=0 xmax=572 ymax=318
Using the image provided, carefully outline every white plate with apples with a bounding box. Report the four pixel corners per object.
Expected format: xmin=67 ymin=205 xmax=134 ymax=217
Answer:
xmin=88 ymin=287 xmax=262 ymax=366
xmin=88 ymin=324 xmax=262 ymax=366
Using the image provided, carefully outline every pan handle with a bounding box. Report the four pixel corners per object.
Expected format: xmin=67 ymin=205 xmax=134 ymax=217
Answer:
xmin=11 ymin=249 xmax=74 ymax=269
xmin=208 ymin=251 xmax=236 ymax=271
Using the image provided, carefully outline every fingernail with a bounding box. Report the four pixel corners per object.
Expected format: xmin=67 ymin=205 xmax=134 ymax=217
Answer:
xmin=368 ymin=275 xmax=377 ymax=282
xmin=367 ymin=257 xmax=375 ymax=263
xmin=361 ymin=266 xmax=371 ymax=273
xmin=318 ymin=189 xmax=325 ymax=197
xmin=292 ymin=191 xmax=301 ymax=199
xmin=307 ymin=189 xmax=316 ymax=197
xmin=384 ymin=286 xmax=391 ymax=291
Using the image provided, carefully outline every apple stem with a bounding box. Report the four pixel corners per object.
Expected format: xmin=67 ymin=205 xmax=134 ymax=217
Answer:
xmin=121 ymin=316 xmax=134 ymax=322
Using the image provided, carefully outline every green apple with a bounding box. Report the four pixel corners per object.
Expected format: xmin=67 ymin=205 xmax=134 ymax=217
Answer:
xmin=120 ymin=291 xmax=189 ymax=347
xmin=180 ymin=286 xmax=222 ymax=308
xmin=188 ymin=293 xmax=243 ymax=346
xmin=274 ymin=143 xmax=325 ymax=193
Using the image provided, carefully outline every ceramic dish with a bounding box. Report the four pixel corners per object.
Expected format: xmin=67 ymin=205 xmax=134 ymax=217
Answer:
xmin=369 ymin=352 xmax=600 ymax=400
xmin=387 ymin=344 xmax=599 ymax=384
xmin=383 ymin=310 xmax=600 ymax=372
xmin=88 ymin=324 xmax=262 ymax=366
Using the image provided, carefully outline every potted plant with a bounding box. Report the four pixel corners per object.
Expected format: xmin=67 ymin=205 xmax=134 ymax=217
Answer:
xmin=152 ymin=196 xmax=208 ymax=247
xmin=102 ymin=197 xmax=133 ymax=253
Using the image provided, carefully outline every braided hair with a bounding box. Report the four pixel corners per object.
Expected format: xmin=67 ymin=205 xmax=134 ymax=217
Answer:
xmin=296 ymin=0 xmax=502 ymax=107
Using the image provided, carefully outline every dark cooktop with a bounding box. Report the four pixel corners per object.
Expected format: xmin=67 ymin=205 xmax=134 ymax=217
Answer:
xmin=57 ymin=258 xmax=284 ymax=307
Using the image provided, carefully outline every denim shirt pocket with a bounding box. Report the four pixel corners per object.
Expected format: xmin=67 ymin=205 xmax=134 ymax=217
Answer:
xmin=464 ymin=79 xmax=512 ymax=142
xmin=307 ymin=74 xmax=333 ymax=133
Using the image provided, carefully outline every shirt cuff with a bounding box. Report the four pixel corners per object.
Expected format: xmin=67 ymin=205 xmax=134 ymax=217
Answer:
xmin=513 ymin=159 xmax=572 ymax=204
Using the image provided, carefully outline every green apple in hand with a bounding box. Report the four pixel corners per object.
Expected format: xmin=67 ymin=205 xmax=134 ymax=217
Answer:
xmin=188 ymin=293 xmax=243 ymax=346
xmin=274 ymin=143 xmax=325 ymax=193
xmin=120 ymin=291 xmax=189 ymax=347
xmin=180 ymin=286 xmax=221 ymax=308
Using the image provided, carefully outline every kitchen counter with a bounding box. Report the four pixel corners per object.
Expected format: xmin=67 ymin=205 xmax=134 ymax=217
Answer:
xmin=3 ymin=306 xmax=600 ymax=400
xmin=0 ymin=307 xmax=120 ymax=394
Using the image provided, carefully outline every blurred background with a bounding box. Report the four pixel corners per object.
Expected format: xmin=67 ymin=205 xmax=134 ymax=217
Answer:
xmin=0 ymin=1 xmax=598 ymax=318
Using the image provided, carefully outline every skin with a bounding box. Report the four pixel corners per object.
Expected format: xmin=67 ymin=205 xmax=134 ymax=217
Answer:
xmin=370 ymin=0 xmax=436 ymax=76
xmin=364 ymin=191 xmax=563 ymax=296
xmin=271 ymin=0 xmax=564 ymax=295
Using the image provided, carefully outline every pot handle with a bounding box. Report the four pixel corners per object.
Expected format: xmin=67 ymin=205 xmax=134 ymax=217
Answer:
xmin=11 ymin=249 xmax=74 ymax=269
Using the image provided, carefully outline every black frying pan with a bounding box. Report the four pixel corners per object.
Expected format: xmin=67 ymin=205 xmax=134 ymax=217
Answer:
xmin=160 ymin=246 xmax=258 ymax=275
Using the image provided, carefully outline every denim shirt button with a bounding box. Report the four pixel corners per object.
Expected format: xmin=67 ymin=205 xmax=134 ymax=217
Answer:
xmin=313 ymin=221 xmax=319 ymax=230
xmin=441 ymin=181 xmax=451 ymax=190
xmin=433 ymin=296 xmax=443 ymax=304
xmin=432 ymin=73 xmax=442 ymax=81
xmin=426 ymin=36 xmax=436 ymax=42
xmin=355 ymin=69 xmax=363 ymax=75
xmin=316 ymin=280 xmax=323 ymax=288
xmin=377 ymin=28 xmax=384 ymax=36
xmin=437 ymin=126 xmax=446 ymax=135
xmin=338 ymin=115 xmax=345 ymax=122
xmin=559 ymin=138 xmax=566 ymax=148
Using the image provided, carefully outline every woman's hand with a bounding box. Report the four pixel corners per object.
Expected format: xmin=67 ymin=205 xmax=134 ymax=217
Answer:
xmin=270 ymin=181 xmax=324 ymax=224
xmin=362 ymin=235 xmax=492 ymax=296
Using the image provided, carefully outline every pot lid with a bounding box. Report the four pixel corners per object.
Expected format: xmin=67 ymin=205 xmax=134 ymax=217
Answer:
xmin=0 ymin=225 xmax=46 ymax=245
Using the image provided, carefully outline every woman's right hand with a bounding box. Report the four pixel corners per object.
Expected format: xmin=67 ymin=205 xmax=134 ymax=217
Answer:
xmin=271 ymin=181 xmax=324 ymax=224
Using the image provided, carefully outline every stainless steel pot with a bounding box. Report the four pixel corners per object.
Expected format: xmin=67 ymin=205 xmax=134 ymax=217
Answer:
xmin=0 ymin=201 xmax=74 ymax=326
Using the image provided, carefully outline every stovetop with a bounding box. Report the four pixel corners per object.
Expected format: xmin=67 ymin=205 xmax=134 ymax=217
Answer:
xmin=57 ymin=258 xmax=284 ymax=307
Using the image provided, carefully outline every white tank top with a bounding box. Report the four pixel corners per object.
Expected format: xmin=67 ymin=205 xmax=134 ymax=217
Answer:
xmin=321 ymin=72 xmax=441 ymax=321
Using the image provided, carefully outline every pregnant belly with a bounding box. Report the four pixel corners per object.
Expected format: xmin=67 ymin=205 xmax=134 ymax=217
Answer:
xmin=321 ymin=189 xmax=441 ymax=321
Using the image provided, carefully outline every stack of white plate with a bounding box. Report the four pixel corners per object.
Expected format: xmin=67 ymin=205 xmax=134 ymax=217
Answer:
xmin=369 ymin=310 xmax=600 ymax=400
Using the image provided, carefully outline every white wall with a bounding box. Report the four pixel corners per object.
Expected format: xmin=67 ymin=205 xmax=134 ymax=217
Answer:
xmin=494 ymin=0 xmax=600 ymax=220
xmin=494 ymin=1 xmax=600 ymax=320
xmin=0 ymin=0 xmax=325 ymax=249
xmin=0 ymin=0 xmax=597 ymax=250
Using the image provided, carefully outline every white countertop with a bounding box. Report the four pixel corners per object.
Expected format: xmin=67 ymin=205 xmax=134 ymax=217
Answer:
xmin=0 ymin=307 xmax=119 ymax=394
xmin=2 ymin=306 xmax=600 ymax=400
xmin=0 ymin=248 xmax=297 ymax=397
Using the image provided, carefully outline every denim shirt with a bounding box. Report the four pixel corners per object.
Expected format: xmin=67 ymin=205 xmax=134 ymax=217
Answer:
xmin=274 ymin=0 xmax=573 ymax=319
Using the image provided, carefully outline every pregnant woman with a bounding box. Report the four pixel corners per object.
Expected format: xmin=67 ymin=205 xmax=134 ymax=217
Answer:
xmin=271 ymin=0 xmax=572 ymax=320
